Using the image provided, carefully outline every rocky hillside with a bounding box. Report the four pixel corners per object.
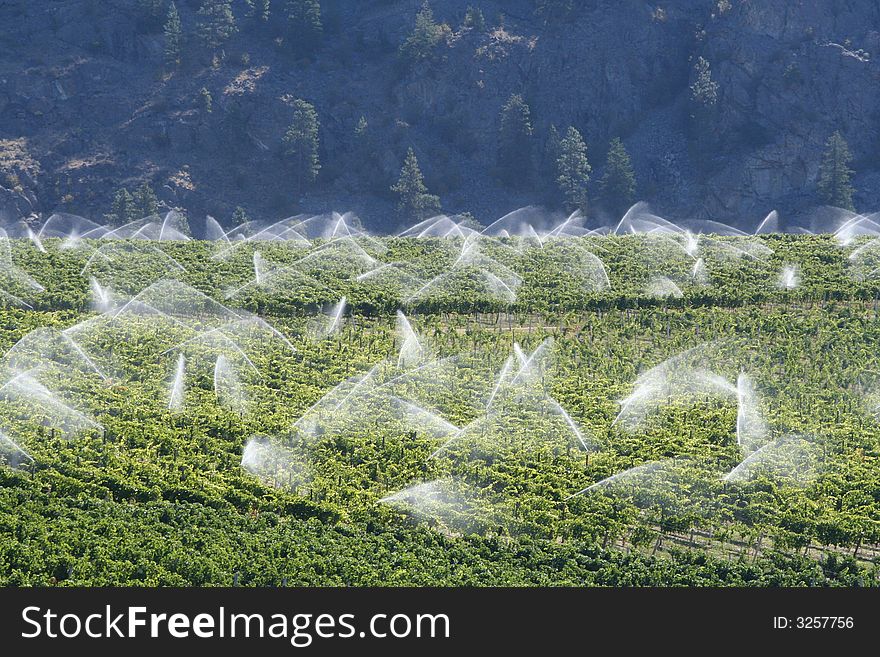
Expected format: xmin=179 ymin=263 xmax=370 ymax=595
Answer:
xmin=1 ymin=0 xmax=879 ymax=232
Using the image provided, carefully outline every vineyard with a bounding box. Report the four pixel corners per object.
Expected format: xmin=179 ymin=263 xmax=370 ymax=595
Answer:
xmin=1 ymin=216 xmax=880 ymax=586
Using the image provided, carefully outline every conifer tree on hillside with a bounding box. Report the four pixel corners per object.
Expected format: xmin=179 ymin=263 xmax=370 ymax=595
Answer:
xmin=463 ymin=6 xmax=485 ymax=31
xmin=690 ymin=56 xmax=719 ymax=110
xmin=818 ymin=131 xmax=855 ymax=210
xmin=283 ymin=99 xmax=321 ymax=190
xmin=555 ymin=126 xmax=591 ymax=212
xmin=245 ymin=0 xmax=271 ymax=22
xmin=199 ymin=87 xmax=213 ymax=114
xmin=134 ymin=182 xmax=160 ymax=218
xmin=540 ymin=124 xmax=562 ymax=191
xmin=355 ymin=115 xmax=369 ymax=141
xmin=391 ymin=148 xmax=441 ymax=221
xmin=196 ymin=0 xmax=238 ymax=51
xmin=497 ymin=93 xmax=534 ymax=186
xmin=107 ymin=189 xmax=136 ymax=225
xmin=600 ymin=137 xmax=637 ymax=216
xmin=231 ymin=206 xmax=250 ymax=225
xmin=688 ymin=56 xmax=719 ymax=168
xmin=106 ymin=182 xmax=159 ymax=224
xmin=399 ymin=2 xmax=448 ymax=65
xmin=285 ymin=0 xmax=323 ymax=56
xmin=164 ymin=2 xmax=182 ymax=68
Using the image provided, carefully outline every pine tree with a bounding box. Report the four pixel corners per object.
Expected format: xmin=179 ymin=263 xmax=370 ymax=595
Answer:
xmin=164 ymin=2 xmax=182 ymax=68
xmin=231 ymin=206 xmax=250 ymax=225
xmin=133 ymin=182 xmax=160 ymax=218
xmin=283 ymin=99 xmax=321 ymax=189
xmin=463 ymin=6 xmax=485 ymax=31
xmin=541 ymin=124 xmax=562 ymax=190
xmin=196 ymin=0 xmax=237 ymax=51
xmin=199 ymin=87 xmax=213 ymax=114
xmin=600 ymin=137 xmax=636 ymax=216
xmin=818 ymin=131 xmax=855 ymax=210
xmin=285 ymin=0 xmax=322 ymax=56
xmin=355 ymin=115 xmax=369 ymax=139
xmin=259 ymin=0 xmax=271 ymax=21
xmin=690 ymin=57 xmax=718 ymax=108
xmin=391 ymin=148 xmax=441 ymax=221
xmin=107 ymin=189 xmax=136 ymax=225
xmin=245 ymin=0 xmax=271 ymax=21
xmin=556 ymin=126 xmax=591 ymax=212
xmin=689 ymin=56 xmax=719 ymax=165
xmin=399 ymin=2 xmax=447 ymax=65
xmin=497 ymin=93 xmax=533 ymax=185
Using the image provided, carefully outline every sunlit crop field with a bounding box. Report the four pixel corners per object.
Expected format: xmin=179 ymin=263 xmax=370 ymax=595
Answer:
xmin=1 ymin=230 xmax=879 ymax=586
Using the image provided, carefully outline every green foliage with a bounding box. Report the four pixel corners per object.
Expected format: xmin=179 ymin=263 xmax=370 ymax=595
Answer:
xmin=391 ymin=147 xmax=441 ymax=221
xmin=540 ymin=124 xmax=562 ymax=191
xmin=196 ymin=0 xmax=238 ymax=51
xmin=199 ymin=87 xmax=213 ymax=113
xmin=690 ymin=56 xmax=719 ymax=109
xmin=164 ymin=2 xmax=182 ymax=67
xmin=688 ymin=56 xmax=720 ymax=161
xmin=106 ymin=183 xmax=159 ymax=224
xmin=818 ymin=131 xmax=855 ymax=211
xmin=133 ymin=182 xmax=160 ymax=218
xmin=245 ymin=0 xmax=271 ymax=21
xmin=497 ymin=93 xmax=534 ymax=186
xmin=283 ymin=99 xmax=321 ymax=189
xmin=556 ymin=126 xmax=591 ymax=212
xmin=2 ymin=235 xmax=880 ymax=586
xmin=284 ymin=0 xmax=323 ymax=56
xmin=355 ymin=115 xmax=368 ymax=140
xmin=106 ymin=189 xmax=136 ymax=225
xmin=600 ymin=137 xmax=636 ymax=216
xmin=399 ymin=2 xmax=449 ymax=65
xmin=462 ymin=6 xmax=485 ymax=31
xmin=231 ymin=206 xmax=250 ymax=225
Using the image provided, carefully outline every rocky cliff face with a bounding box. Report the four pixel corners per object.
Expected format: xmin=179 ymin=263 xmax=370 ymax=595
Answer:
xmin=0 ymin=0 xmax=878 ymax=232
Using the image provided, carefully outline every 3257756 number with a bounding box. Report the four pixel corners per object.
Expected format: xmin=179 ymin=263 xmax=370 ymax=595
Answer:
xmin=796 ymin=617 xmax=854 ymax=629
